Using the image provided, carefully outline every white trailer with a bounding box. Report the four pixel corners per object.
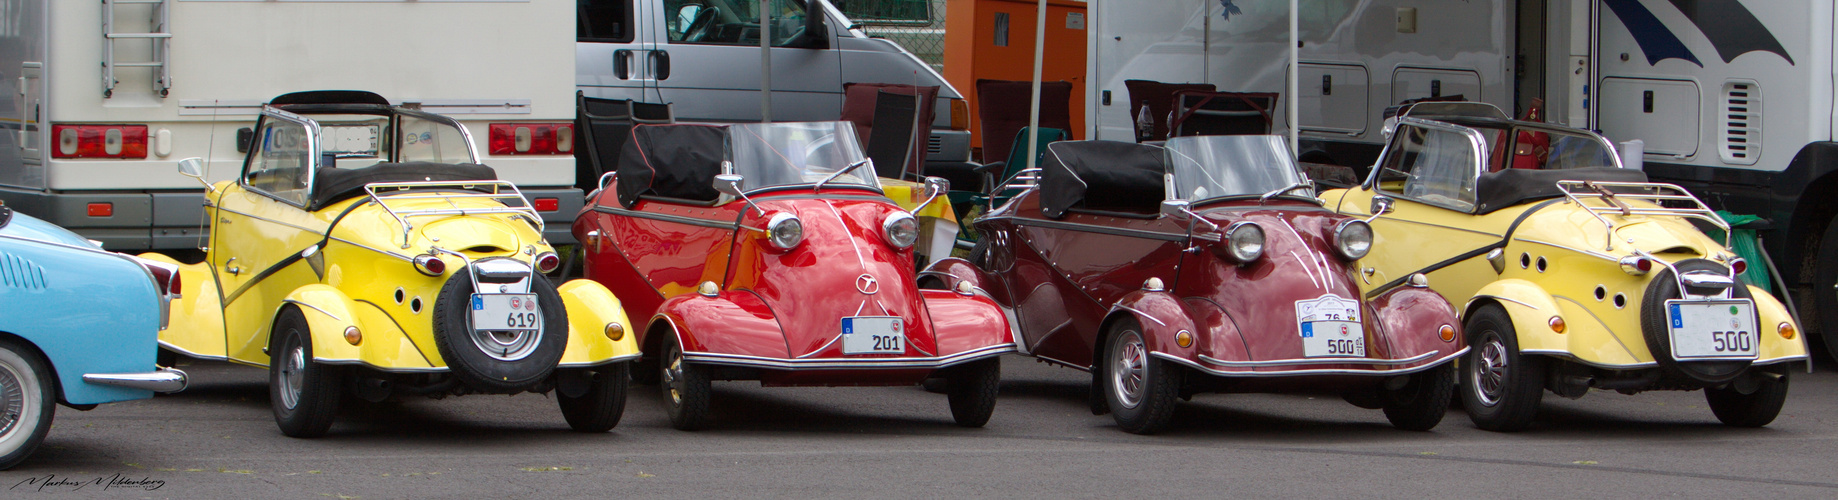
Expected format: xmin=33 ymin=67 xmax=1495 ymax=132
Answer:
xmin=1087 ymin=0 xmax=1838 ymax=353
xmin=1 ymin=0 xmax=583 ymax=250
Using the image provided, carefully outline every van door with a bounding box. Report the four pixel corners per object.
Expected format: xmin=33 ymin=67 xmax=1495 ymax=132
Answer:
xmin=578 ymin=0 xmax=654 ymax=102
xmin=647 ymin=0 xmax=843 ymax=122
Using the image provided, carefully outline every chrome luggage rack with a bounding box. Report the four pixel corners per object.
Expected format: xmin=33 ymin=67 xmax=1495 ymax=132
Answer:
xmin=364 ymin=180 xmax=541 ymax=249
xmin=1555 ymin=180 xmax=1728 ymax=251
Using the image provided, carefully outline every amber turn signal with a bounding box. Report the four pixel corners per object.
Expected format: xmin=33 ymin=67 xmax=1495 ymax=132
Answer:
xmin=1439 ymin=324 xmax=1456 ymax=342
xmin=1174 ymin=330 xmax=1193 ymax=348
xmin=1549 ymin=316 xmax=1566 ymax=334
xmin=1779 ymin=322 xmax=1796 ymax=340
xmin=605 ymin=322 xmax=625 ymax=341
xmin=344 ymin=326 xmax=362 ymax=345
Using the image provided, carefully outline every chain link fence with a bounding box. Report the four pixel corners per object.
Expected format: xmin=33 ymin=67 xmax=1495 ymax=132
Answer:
xmin=843 ymin=0 xmax=948 ymax=72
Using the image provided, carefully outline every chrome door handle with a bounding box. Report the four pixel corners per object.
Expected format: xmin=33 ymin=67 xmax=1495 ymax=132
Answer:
xmin=225 ymin=257 xmax=241 ymax=275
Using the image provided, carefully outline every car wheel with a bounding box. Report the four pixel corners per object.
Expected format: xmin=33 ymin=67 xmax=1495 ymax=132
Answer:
xmin=1461 ymin=304 xmax=1544 ymax=432
xmin=660 ymin=334 xmax=711 ymax=431
xmin=432 ymin=271 xmax=569 ymax=393
xmin=1640 ymin=259 xmax=1753 ymax=384
xmin=1814 ymin=214 xmax=1838 ymax=361
xmin=1380 ymin=363 xmax=1454 ymax=431
xmin=1705 ymin=368 xmax=1790 ymax=428
xmin=271 ymin=308 xmax=342 ymax=438
xmin=1103 ymin=320 xmax=1179 ymax=434
xmin=557 ymin=362 xmax=629 ymax=433
xmin=0 ymin=338 xmax=54 ymax=470
xmin=944 ymin=357 xmax=1000 ymax=427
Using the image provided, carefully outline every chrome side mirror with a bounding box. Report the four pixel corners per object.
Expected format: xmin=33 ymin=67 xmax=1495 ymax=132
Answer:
xmin=176 ymin=157 xmax=214 ymax=193
xmin=912 ymin=176 xmax=948 ymax=213
xmin=713 ymin=173 xmax=763 ymax=216
xmin=1160 ymin=199 xmax=1192 ymax=220
xmin=1369 ymin=195 xmax=1395 ymax=216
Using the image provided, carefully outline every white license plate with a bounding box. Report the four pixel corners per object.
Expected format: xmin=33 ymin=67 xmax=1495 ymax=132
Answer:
xmin=841 ymin=316 xmax=905 ymax=355
xmin=1296 ymin=294 xmax=1365 ymax=357
xmin=1666 ymin=299 xmax=1758 ymax=360
xmin=471 ymin=293 xmax=541 ymax=331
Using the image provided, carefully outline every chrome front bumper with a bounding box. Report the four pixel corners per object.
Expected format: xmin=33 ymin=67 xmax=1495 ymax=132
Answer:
xmin=83 ymin=367 xmax=188 ymax=393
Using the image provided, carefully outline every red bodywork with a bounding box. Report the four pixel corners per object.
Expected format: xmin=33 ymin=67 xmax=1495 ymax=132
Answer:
xmin=935 ymin=190 xmax=1463 ymax=391
xmin=575 ymin=182 xmax=1015 ymax=387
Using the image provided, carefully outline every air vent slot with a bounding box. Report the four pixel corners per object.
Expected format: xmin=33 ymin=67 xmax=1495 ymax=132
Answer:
xmin=0 ymin=252 xmax=48 ymax=290
xmin=1719 ymin=81 xmax=1760 ymax=165
xmin=927 ymin=135 xmax=944 ymax=155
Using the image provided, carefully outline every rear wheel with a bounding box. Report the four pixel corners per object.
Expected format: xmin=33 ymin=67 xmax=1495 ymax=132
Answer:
xmin=1461 ymin=305 xmax=1544 ymax=432
xmin=660 ymin=334 xmax=711 ymax=431
xmin=1705 ymin=369 xmax=1790 ymax=427
xmin=270 ymin=308 xmax=342 ymax=438
xmin=1102 ymin=320 xmax=1180 ymax=434
xmin=1380 ymin=363 xmax=1454 ymax=431
xmin=944 ymin=358 xmax=1000 ymax=427
xmin=557 ymin=362 xmax=629 ymax=433
xmin=0 ymin=338 xmax=54 ymax=470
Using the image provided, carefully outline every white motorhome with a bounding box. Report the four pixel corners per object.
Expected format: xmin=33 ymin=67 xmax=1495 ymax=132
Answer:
xmin=1 ymin=0 xmax=584 ymax=249
xmin=575 ymin=0 xmax=973 ymax=164
xmin=1088 ymin=0 xmax=1838 ymax=352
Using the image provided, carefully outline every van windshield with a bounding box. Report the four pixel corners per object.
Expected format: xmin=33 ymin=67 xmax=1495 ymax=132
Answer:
xmin=729 ymin=121 xmax=879 ymax=192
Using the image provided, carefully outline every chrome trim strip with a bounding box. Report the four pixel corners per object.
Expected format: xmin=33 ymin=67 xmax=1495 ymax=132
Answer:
xmin=557 ymin=352 xmax=643 ymax=367
xmin=1157 ymin=347 xmax=1465 ymax=378
xmin=157 ymin=340 xmax=228 ymax=362
xmin=683 ymin=343 xmax=1015 ymax=370
xmin=1198 ymin=349 xmax=1444 ymax=367
xmin=282 ymin=298 xmax=343 ymax=322
xmin=592 ymin=205 xmax=739 ymax=230
xmin=1111 ymin=304 xmax=1166 ymax=326
xmin=1034 ymin=354 xmax=1091 ymax=372
xmin=1517 ymin=349 xmax=1659 ymax=368
xmin=314 ymin=359 xmax=450 ymax=373
xmin=1752 ymin=354 xmax=1811 ymax=367
xmin=1469 ymin=294 xmax=1540 ymax=311
xmin=83 ymin=367 xmax=187 ymax=393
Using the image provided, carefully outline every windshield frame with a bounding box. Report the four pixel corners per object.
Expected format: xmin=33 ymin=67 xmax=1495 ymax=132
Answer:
xmin=1163 ymin=135 xmax=1319 ymax=207
xmin=727 ymin=121 xmax=882 ymax=196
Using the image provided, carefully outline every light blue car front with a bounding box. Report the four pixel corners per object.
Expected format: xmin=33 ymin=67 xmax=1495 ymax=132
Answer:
xmin=0 ymin=209 xmax=185 ymax=405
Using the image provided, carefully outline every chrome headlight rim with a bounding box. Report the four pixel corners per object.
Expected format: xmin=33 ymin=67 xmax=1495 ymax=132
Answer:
xmin=1224 ymin=221 xmax=1265 ymax=263
xmin=766 ymin=212 xmax=804 ymax=250
xmin=1333 ymin=219 xmax=1373 ymax=260
xmin=883 ymin=211 xmax=920 ymax=249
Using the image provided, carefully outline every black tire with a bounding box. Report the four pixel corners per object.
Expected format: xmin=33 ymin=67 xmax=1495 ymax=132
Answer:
xmin=1102 ymin=320 xmax=1180 ymax=434
xmin=432 ymin=268 xmax=569 ymax=393
xmin=1814 ymin=214 xmax=1838 ymax=362
xmin=1640 ymin=259 xmax=1754 ymax=385
xmin=1461 ymin=305 xmax=1544 ymax=432
xmin=270 ymin=308 xmax=343 ymax=438
xmin=1705 ymin=369 xmax=1790 ymax=427
xmin=558 ymin=362 xmax=629 ymax=433
xmin=0 ymin=338 xmax=55 ymax=470
xmin=944 ymin=357 xmax=1000 ymax=427
xmin=660 ymin=334 xmax=711 ymax=431
xmin=1381 ymin=363 xmax=1454 ymax=431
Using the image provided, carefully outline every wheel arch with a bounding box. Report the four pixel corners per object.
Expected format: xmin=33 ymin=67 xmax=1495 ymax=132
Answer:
xmin=0 ymin=330 xmax=67 ymax=406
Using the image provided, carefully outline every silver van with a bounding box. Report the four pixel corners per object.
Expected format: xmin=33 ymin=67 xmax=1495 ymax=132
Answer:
xmin=576 ymin=0 xmax=971 ymax=164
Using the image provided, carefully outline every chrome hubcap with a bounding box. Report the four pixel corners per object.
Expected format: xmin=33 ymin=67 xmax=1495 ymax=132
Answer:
xmin=1473 ymin=333 xmax=1508 ymax=407
xmin=279 ymin=336 xmax=305 ymax=410
xmin=1110 ymin=330 xmax=1147 ymax=409
xmin=664 ymin=344 xmax=686 ymax=406
xmin=0 ymin=363 xmax=22 ymax=439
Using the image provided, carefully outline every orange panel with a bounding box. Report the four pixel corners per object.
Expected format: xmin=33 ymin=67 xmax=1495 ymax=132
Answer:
xmin=944 ymin=0 xmax=1087 ymax=155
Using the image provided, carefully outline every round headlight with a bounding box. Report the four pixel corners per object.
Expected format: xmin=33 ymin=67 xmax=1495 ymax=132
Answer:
xmin=883 ymin=212 xmax=920 ymax=249
xmin=1225 ymin=222 xmax=1265 ymax=262
xmin=766 ymin=213 xmax=804 ymax=249
xmin=1334 ymin=220 xmax=1372 ymax=260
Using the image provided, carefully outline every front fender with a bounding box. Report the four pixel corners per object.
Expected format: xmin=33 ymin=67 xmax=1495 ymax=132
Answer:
xmin=652 ymin=290 xmax=789 ymax=358
xmin=920 ymin=290 xmax=1013 ymax=356
xmin=1108 ymin=290 xmax=1199 ymax=357
xmin=1465 ymin=279 xmax=1643 ymax=364
xmin=287 ymin=285 xmax=440 ymax=370
xmin=556 ymin=279 xmax=640 ymax=366
xmin=1750 ymin=285 xmax=1809 ymax=365
xmin=1370 ymin=286 xmax=1463 ymax=361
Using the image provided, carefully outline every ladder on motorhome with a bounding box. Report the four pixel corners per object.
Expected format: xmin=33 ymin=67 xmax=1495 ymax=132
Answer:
xmin=101 ymin=0 xmax=172 ymax=98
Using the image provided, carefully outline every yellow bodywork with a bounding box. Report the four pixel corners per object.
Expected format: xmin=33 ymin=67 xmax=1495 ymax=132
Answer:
xmin=149 ymin=181 xmax=639 ymax=372
xmin=1323 ymin=186 xmax=1808 ymax=369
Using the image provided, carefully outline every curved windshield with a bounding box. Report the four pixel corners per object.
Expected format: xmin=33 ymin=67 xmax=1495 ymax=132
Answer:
xmin=1164 ymin=135 xmax=1307 ymax=202
xmin=728 ymin=121 xmax=879 ymax=192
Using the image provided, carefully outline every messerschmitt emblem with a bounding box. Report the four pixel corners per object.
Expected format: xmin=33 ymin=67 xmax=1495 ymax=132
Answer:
xmin=856 ymin=274 xmax=879 ymax=295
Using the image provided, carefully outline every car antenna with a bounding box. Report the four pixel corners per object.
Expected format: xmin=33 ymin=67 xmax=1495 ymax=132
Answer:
xmin=196 ymin=99 xmax=222 ymax=252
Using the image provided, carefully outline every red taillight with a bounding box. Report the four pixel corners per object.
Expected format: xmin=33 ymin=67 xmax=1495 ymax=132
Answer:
xmin=488 ymin=123 xmax=574 ymax=155
xmin=52 ymin=124 xmax=149 ymax=159
xmin=142 ymin=261 xmax=180 ymax=296
xmin=536 ymin=252 xmax=561 ymax=273
xmin=414 ymin=254 xmax=447 ymax=276
xmin=1731 ymin=258 xmax=1748 ymax=275
xmin=1636 ymin=258 xmax=1652 ymax=272
xmin=533 ymin=197 xmax=560 ymax=212
xmin=87 ymin=202 xmax=113 ymax=217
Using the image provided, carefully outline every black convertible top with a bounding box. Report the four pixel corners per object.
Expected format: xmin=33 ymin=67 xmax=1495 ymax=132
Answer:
xmin=310 ymin=162 xmax=498 ymax=211
xmin=1473 ymin=167 xmax=1649 ymax=214
xmin=616 ymin=124 xmax=729 ymax=208
xmin=1039 ymin=141 xmax=1165 ymax=219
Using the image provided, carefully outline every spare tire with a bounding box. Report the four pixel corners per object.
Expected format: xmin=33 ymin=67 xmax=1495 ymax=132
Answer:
xmin=433 ymin=268 xmax=569 ymax=393
xmin=1640 ymin=259 xmax=1754 ymax=385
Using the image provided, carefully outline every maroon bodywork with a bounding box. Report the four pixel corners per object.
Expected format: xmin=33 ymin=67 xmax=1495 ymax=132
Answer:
xmin=926 ymin=138 xmax=1465 ymax=432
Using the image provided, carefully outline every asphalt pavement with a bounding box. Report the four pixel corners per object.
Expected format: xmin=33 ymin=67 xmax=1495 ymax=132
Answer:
xmin=6 ymin=357 xmax=1836 ymax=498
